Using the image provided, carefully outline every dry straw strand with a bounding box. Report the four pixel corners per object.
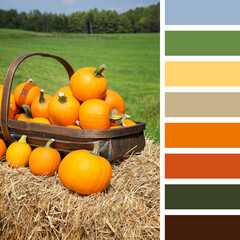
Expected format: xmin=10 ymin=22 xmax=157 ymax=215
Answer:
xmin=0 ymin=139 xmax=160 ymax=239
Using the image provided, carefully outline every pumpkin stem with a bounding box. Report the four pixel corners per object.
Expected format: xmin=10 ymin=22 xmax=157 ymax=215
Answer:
xmin=115 ymin=114 xmax=131 ymax=127
xmin=39 ymin=89 xmax=46 ymax=103
xmin=110 ymin=113 xmax=130 ymax=121
xmin=45 ymin=138 xmax=55 ymax=148
xmin=58 ymin=92 xmax=67 ymax=104
xmin=28 ymin=78 xmax=33 ymax=83
xmin=93 ymin=64 xmax=106 ymax=77
xmin=19 ymin=135 xmax=27 ymax=143
xmin=22 ymin=104 xmax=33 ymax=119
xmin=91 ymin=141 xmax=100 ymax=156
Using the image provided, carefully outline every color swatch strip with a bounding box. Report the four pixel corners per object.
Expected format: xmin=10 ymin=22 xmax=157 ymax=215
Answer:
xmin=165 ymin=215 xmax=240 ymax=240
xmin=165 ymin=0 xmax=240 ymax=25
xmin=165 ymin=123 xmax=240 ymax=148
xmin=165 ymin=92 xmax=240 ymax=117
xmin=165 ymin=154 xmax=240 ymax=178
xmin=165 ymin=62 xmax=240 ymax=86
xmin=165 ymin=31 xmax=240 ymax=55
xmin=165 ymin=185 xmax=240 ymax=209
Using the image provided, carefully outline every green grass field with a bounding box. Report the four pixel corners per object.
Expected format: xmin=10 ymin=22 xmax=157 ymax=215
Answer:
xmin=0 ymin=29 xmax=160 ymax=142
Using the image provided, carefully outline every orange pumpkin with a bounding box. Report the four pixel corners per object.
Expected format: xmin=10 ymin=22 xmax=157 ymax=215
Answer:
xmin=14 ymin=79 xmax=41 ymax=108
xmin=0 ymin=85 xmax=19 ymax=115
xmin=70 ymin=64 xmax=107 ymax=102
xmin=6 ymin=135 xmax=32 ymax=168
xmin=58 ymin=142 xmax=112 ymax=195
xmin=55 ymin=86 xmax=73 ymax=97
xmin=48 ymin=92 xmax=80 ymax=126
xmin=109 ymin=123 xmax=123 ymax=129
xmin=0 ymin=138 xmax=6 ymax=159
xmin=31 ymin=89 xmax=52 ymax=119
xmin=104 ymin=89 xmax=125 ymax=115
xmin=122 ymin=119 xmax=136 ymax=127
xmin=14 ymin=104 xmax=32 ymax=121
xmin=30 ymin=117 xmax=51 ymax=124
xmin=66 ymin=125 xmax=81 ymax=129
xmin=29 ymin=138 xmax=61 ymax=176
xmin=79 ymin=99 xmax=117 ymax=129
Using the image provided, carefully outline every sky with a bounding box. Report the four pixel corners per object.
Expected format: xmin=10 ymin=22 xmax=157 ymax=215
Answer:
xmin=0 ymin=0 xmax=160 ymax=15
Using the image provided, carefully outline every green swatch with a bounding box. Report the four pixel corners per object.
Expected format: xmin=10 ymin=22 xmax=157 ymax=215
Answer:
xmin=165 ymin=31 xmax=240 ymax=55
xmin=165 ymin=185 xmax=240 ymax=209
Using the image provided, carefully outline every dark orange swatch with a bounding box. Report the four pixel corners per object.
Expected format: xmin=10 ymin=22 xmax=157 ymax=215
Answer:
xmin=165 ymin=154 xmax=240 ymax=178
xmin=165 ymin=123 xmax=240 ymax=148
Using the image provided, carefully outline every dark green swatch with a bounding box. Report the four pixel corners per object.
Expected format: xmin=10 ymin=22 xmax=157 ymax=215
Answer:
xmin=165 ymin=185 xmax=240 ymax=209
xmin=165 ymin=215 xmax=240 ymax=240
xmin=165 ymin=31 xmax=240 ymax=55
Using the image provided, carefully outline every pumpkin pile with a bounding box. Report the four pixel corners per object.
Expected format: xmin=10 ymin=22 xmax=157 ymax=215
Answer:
xmin=0 ymin=64 xmax=138 ymax=195
xmin=0 ymin=64 xmax=136 ymax=128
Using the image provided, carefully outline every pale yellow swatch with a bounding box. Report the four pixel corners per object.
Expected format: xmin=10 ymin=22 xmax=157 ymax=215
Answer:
xmin=165 ymin=62 xmax=240 ymax=86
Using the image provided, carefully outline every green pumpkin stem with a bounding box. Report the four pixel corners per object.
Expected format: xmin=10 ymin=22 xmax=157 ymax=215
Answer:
xmin=45 ymin=138 xmax=55 ymax=148
xmin=91 ymin=141 xmax=100 ymax=156
xmin=110 ymin=113 xmax=131 ymax=121
xmin=22 ymin=104 xmax=32 ymax=119
xmin=19 ymin=135 xmax=27 ymax=143
xmin=58 ymin=92 xmax=67 ymax=104
xmin=93 ymin=64 xmax=106 ymax=78
xmin=115 ymin=114 xmax=131 ymax=127
xmin=39 ymin=89 xmax=46 ymax=103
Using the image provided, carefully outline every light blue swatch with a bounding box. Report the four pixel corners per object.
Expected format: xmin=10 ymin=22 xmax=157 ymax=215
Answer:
xmin=166 ymin=0 xmax=240 ymax=25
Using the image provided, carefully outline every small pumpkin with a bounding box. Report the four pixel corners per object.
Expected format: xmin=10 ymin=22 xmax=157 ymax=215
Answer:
xmin=70 ymin=64 xmax=107 ymax=102
xmin=115 ymin=115 xmax=136 ymax=127
xmin=58 ymin=141 xmax=112 ymax=195
xmin=0 ymin=138 xmax=6 ymax=159
xmin=14 ymin=79 xmax=41 ymax=107
xmin=55 ymin=86 xmax=73 ymax=97
xmin=14 ymin=104 xmax=32 ymax=121
xmin=6 ymin=135 xmax=32 ymax=168
xmin=109 ymin=123 xmax=123 ymax=129
xmin=66 ymin=125 xmax=81 ymax=129
xmin=79 ymin=99 xmax=123 ymax=129
xmin=29 ymin=138 xmax=61 ymax=176
xmin=104 ymin=89 xmax=125 ymax=115
xmin=30 ymin=117 xmax=51 ymax=124
xmin=0 ymin=85 xmax=19 ymax=114
xmin=31 ymin=89 xmax=52 ymax=119
xmin=48 ymin=92 xmax=80 ymax=126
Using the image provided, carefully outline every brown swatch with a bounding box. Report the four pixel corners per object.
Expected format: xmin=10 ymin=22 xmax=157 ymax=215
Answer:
xmin=165 ymin=215 xmax=240 ymax=240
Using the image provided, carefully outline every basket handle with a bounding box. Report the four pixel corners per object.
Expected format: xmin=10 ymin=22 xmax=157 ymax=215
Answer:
xmin=0 ymin=52 xmax=75 ymax=143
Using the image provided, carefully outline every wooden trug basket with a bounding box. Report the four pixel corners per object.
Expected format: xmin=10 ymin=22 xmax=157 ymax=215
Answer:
xmin=0 ymin=53 xmax=146 ymax=161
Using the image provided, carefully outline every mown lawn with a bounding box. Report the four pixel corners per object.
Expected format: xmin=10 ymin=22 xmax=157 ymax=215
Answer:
xmin=0 ymin=29 xmax=160 ymax=142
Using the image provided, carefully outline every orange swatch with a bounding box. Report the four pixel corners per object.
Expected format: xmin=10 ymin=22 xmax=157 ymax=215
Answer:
xmin=165 ymin=154 xmax=240 ymax=178
xmin=165 ymin=123 xmax=240 ymax=148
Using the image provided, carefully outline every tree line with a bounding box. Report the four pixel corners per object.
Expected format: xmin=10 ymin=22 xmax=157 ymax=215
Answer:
xmin=0 ymin=3 xmax=160 ymax=34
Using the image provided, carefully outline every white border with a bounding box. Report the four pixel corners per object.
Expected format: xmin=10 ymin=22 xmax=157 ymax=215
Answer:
xmin=161 ymin=5 xmax=240 ymax=240
xmin=160 ymin=0 xmax=165 ymax=239
xmin=165 ymin=25 xmax=240 ymax=31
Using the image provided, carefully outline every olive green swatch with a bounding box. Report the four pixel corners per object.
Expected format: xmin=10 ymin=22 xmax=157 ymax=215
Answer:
xmin=165 ymin=185 xmax=240 ymax=209
xmin=165 ymin=92 xmax=240 ymax=117
xmin=165 ymin=31 xmax=240 ymax=55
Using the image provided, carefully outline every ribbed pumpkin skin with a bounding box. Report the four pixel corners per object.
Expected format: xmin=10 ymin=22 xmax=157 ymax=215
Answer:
xmin=29 ymin=147 xmax=61 ymax=176
xmin=14 ymin=81 xmax=41 ymax=107
xmin=0 ymin=139 xmax=6 ymax=158
xmin=79 ymin=99 xmax=111 ymax=129
xmin=123 ymin=119 xmax=136 ymax=127
xmin=104 ymin=89 xmax=125 ymax=115
xmin=70 ymin=67 xmax=107 ymax=102
xmin=48 ymin=94 xmax=80 ymax=126
xmin=6 ymin=141 xmax=31 ymax=168
xmin=31 ymin=94 xmax=52 ymax=118
xmin=14 ymin=113 xmax=32 ymax=121
xmin=58 ymin=150 xmax=112 ymax=195
xmin=30 ymin=117 xmax=51 ymax=124
xmin=55 ymin=87 xmax=73 ymax=97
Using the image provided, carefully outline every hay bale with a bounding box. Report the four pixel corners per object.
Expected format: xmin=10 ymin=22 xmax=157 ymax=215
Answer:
xmin=0 ymin=139 xmax=160 ymax=239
